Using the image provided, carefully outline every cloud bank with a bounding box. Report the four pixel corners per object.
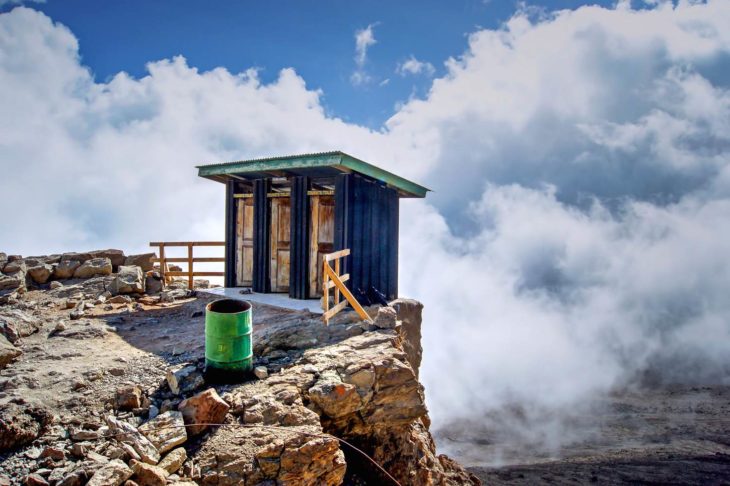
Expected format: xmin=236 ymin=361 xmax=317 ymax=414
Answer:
xmin=2 ymin=1 xmax=730 ymax=462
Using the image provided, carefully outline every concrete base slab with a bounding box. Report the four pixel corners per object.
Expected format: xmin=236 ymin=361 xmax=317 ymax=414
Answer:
xmin=199 ymin=287 xmax=323 ymax=315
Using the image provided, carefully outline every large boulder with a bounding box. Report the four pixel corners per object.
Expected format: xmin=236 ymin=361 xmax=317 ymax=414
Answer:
xmin=0 ymin=335 xmax=21 ymax=369
xmin=125 ymin=253 xmax=156 ymax=272
xmin=109 ymin=265 xmax=144 ymax=295
xmin=0 ymin=273 xmax=23 ymax=291
xmin=73 ymin=258 xmax=112 ymax=279
xmin=0 ymin=252 xmax=6 ymax=272
xmin=0 ymin=309 xmax=41 ymax=343
xmin=0 ymin=404 xmax=52 ymax=450
xmin=85 ymin=459 xmax=133 ymax=486
xmin=145 ymin=272 xmax=163 ymax=295
xmin=178 ymin=388 xmax=230 ymax=436
xmin=28 ymin=264 xmax=54 ymax=284
xmin=138 ymin=411 xmax=187 ymax=454
xmin=105 ymin=416 xmax=160 ymax=465
xmin=89 ymin=249 xmax=125 ymax=271
xmin=166 ymin=365 xmax=204 ymax=395
xmin=53 ymin=260 xmax=81 ymax=279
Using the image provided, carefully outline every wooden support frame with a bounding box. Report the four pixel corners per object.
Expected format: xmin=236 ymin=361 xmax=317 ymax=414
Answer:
xmin=322 ymin=249 xmax=372 ymax=325
xmin=150 ymin=241 xmax=225 ymax=290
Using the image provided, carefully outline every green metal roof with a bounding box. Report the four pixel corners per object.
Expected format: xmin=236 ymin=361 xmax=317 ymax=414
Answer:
xmin=197 ymin=151 xmax=429 ymax=198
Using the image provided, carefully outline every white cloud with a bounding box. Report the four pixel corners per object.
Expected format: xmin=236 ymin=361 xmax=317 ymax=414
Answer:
xmin=2 ymin=1 xmax=730 ymax=462
xmin=351 ymin=23 xmax=378 ymax=86
xmin=396 ymin=56 xmax=436 ymax=77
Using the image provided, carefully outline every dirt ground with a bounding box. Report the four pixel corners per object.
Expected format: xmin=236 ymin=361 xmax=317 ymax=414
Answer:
xmin=441 ymin=385 xmax=730 ymax=484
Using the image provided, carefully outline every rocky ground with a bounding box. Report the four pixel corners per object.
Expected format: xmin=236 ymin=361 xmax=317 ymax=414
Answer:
xmin=0 ymin=250 xmax=478 ymax=485
xmin=445 ymin=384 xmax=730 ymax=484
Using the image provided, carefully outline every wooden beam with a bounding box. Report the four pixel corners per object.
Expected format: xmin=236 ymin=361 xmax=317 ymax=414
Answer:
xmin=323 ymin=264 xmax=371 ymax=322
xmin=324 ymin=248 xmax=350 ymax=262
xmin=165 ymin=271 xmax=224 ymax=277
xmin=323 ymin=299 xmax=348 ymax=320
xmin=152 ymin=257 xmax=225 ymax=263
xmin=150 ymin=241 xmax=224 ymax=247
xmin=325 ymin=273 xmax=349 ymax=289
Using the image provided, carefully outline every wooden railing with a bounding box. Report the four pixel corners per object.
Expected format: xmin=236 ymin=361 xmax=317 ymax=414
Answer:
xmin=322 ymin=249 xmax=372 ymax=325
xmin=149 ymin=241 xmax=225 ymax=290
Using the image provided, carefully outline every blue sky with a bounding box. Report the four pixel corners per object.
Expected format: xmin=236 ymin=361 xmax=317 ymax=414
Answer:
xmin=5 ymin=0 xmax=613 ymax=127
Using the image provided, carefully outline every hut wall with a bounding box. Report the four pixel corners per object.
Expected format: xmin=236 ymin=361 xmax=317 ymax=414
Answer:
xmin=334 ymin=173 xmax=399 ymax=302
xmin=289 ymin=176 xmax=310 ymax=299
xmin=224 ymin=180 xmax=236 ymax=288
xmin=252 ymin=179 xmax=271 ymax=292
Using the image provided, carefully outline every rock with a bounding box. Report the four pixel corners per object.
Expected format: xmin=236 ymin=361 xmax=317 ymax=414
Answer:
xmin=53 ymin=260 xmax=81 ymax=280
xmin=0 ymin=273 xmax=23 ymax=291
xmin=373 ymin=305 xmax=397 ymax=329
xmin=0 ymin=308 xmax=41 ymax=343
xmin=138 ymin=411 xmax=187 ymax=454
xmin=3 ymin=259 xmax=26 ymax=274
xmin=116 ymin=385 xmax=143 ymax=410
xmin=56 ymin=469 xmax=88 ymax=486
xmin=86 ymin=459 xmax=133 ymax=486
xmin=157 ymin=447 xmax=186 ymax=474
xmin=49 ymin=281 xmax=63 ymax=290
xmin=89 ymin=249 xmax=125 ymax=271
xmin=28 ymin=264 xmax=54 ymax=284
xmin=40 ymin=446 xmax=65 ymax=461
xmin=124 ymin=253 xmax=156 ymax=272
xmin=177 ymin=388 xmax=230 ymax=436
xmin=24 ymin=474 xmax=48 ymax=486
xmin=109 ymin=266 xmax=145 ymax=295
xmin=73 ymin=258 xmax=112 ymax=279
xmin=108 ymin=295 xmax=132 ymax=304
xmin=147 ymin=405 xmax=159 ymax=419
xmin=69 ymin=309 xmax=85 ymax=320
xmin=0 ymin=334 xmax=21 ymax=369
xmin=0 ymin=404 xmax=52 ymax=450
xmin=130 ymin=460 xmax=167 ymax=486
xmin=144 ymin=273 xmax=163 ymax=295
xmin=253 ymin=366 xmax=269 ymax=380
xmin=70 ymin=443 xmax=87 ymax=457
xmin=391 ymin=299 xmax=424 ymax=377
xmin=308 ymin=373 xmax=362 ymax=419
xmin=105 ymin=416 xmax=160 ymax=465
xmin=166 ymin=365 xmax=204 ymax=396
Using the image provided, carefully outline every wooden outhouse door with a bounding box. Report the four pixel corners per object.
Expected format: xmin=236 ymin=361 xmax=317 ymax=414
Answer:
xmin=309 ymin=195 xmax=335 ymax=297
xmin=235 ymin=197 xmax=254 ymax=287
xmin=270 ymin=196 xmax=291 ymax=293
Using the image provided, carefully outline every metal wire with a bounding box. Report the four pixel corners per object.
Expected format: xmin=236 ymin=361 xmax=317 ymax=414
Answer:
xmin=99 ymin=421 xmax=402 ymax=486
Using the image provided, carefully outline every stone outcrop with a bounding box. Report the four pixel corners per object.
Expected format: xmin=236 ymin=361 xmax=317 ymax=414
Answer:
xmin=109 ymin=265 xmax=145 ymax=294
xmin=0 ymin=404 xmax=52 ymax=450
xmin=0 ymin=334 xmax=21 ymax=369
xmin=138 ymin=411 xmax=187 ymax=454
xmin=178 ymin=388 xmax=230 ymax=436
xmin=53 ymin=260 xmax=81 ymax=279
xmin=73 ymin=258 xmax=113 ymax=279
xmin=125 ymin=253 xmax=156 ymax=272
xmin=0 ymin=308 xmax=41 ymax=343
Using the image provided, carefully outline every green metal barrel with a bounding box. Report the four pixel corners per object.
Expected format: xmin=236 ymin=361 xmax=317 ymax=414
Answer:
xmin=205 ymin=299 xmax=252 ymax=381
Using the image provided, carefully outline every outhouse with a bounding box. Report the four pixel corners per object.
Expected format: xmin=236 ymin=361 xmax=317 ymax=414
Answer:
xmin=197 ymin=152 xmax=428 ymax=302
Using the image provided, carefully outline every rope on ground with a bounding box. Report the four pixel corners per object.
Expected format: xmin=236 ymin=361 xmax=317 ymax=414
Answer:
xmin=99 ymin=421 xmax=402 ymax=486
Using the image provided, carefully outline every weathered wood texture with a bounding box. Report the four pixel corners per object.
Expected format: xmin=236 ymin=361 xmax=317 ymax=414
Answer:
xmin=289 ymin=176 xmax=310 ymax=299
xmin=150 ymin=242 xmax=225 ymax=290
xmin=309 ymin=194 xmax=335 ymax=298
xmin=322 ymin=249 xmax=372 ymax=325
xmin=269 ymin=196 xmax=291 ymax=293
xmin=334 ymin=173 xmax=399 ymax=301
xmin=235 ymin=197 xmax=254 ymax=287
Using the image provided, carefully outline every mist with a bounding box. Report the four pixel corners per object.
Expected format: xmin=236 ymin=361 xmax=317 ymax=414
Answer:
xmin=2 ymin=0 xmax=730 ymax=464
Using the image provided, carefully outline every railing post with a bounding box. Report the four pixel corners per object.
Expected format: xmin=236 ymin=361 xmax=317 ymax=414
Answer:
xmin=323 ymin=258 xmax=330 ymax=324
xmin=187 ymin=243 xmax=194 ymax=290
xmin=158 ymin=244 xmax=166 ymax=288
xmin=334 ymin=258 xmax=340 ymax=305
